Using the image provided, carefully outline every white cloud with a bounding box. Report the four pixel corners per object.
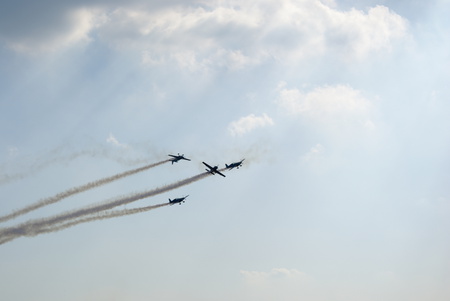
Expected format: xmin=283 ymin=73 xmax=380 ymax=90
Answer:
xmin=7 ymin=146 xmax=19 ymax=157
xmin=228 ymin=113 xmax=274 ymax=137
xmin=302 ymin=143 xmax=325 ymax=162
xmin=323 ymin=5 xmax=408 ymax=59
xmin=1 ymin=0 xmax=408 ymax=60
xmin=106 ymin=133 xmax=127 ymax=148
xmin=96 ymin=0 xmax=408 ymax=70
xmin=241 ymin=268 xmax=308 ymax=283
xmin=277 ymin=83 xmax=375 ymax=131
xmin=240 ymin=268 xmax=315 ymax=301
xmin=4 ymin=1 xmax=407 ymax=62
xmin=7 ymin=8 xmax=106 ymax=53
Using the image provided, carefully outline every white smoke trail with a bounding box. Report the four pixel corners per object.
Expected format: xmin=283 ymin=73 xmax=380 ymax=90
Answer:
xmin=0 ymin=159 xmax=170 ymax=223
xmin=0 ymin=146 xmax=67 ymax=186
xmin=34 ymin=203 xmax=171 ymax=236
xmin=0 ymin=170 xmax=219 ymax=244
xmin=0 ymin=146 xmax=162 ymax=186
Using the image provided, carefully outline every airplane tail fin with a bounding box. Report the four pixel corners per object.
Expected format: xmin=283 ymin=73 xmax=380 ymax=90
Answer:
xmin=225 ymin=164 xmax=229 ymax=168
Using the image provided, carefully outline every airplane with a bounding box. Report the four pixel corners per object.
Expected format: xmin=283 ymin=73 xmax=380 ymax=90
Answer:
xmin=169 ymin=195 xmax=189 ymax=205
xmin=202 ymin=162 xmax=226 ymax=177
xmin=168 ymin=153 xmax=191 ymax=164
xmin=225 ymin=159 xmax=245 ymax=170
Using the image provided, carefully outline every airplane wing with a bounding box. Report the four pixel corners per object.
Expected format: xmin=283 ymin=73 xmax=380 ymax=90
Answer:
xmin=183 ymin=157 xmax=191 ymax=161
xmin=168 ymin=155 xmax=177 ymax=158
xmin=216 ymin=170 xmax=226 ymax=177
xmin=202 ymin=162 xmax=213 ymax=169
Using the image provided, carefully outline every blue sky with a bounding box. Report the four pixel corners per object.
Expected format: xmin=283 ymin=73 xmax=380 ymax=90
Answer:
xmin=1 ymin=0 xmax=449 ymax=300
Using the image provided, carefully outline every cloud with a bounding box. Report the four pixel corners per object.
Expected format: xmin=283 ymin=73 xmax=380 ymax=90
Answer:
xmin=323 ymin=5 xmax=409 ymax=59
xmin=120 ymin=1 xmax=407 ymax=69
xmin=7 ymin=146 xmax=19 ymax=157
xmin=277 ymin=83 xmax=375 ymax=131
xmin=240 ymin=268 xmax=315 ymax=301
xmin=2 ymin=1 xmax=408 ymax=63
xmin=228 ymin=113 xmax=274 ymax=137
xmin=302 ymin=143 xmax=325 ymax=162
xmin=4 ymin=7 xmax=106 ymax=53
xmin=106 ymin=133 xmax=127 ymax=148
xmin=241 ymin=268 xmax=308 ymax=283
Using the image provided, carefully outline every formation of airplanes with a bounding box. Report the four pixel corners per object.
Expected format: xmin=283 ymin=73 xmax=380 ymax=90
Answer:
xmin=167 ymin=154 xmax=245 ymax=205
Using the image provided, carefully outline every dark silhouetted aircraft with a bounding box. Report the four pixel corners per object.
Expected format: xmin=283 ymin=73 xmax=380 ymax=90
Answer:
xmin=202 ymin=162 xmax=226 ymax=177
xmin=168 ymin=153 xmax=191 ymax=164
xmin=225 ymin=159 xmax=245 ymax=170
xmin=169 ymin=195 xmax=189 ymax=205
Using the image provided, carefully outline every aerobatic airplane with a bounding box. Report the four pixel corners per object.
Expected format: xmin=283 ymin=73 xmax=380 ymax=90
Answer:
xmin=225 ymin=159 xmax=245 ymax=170
xmin=169 ymin=195 xmax=189 ymax=205
xmin=202 ymin=162 xmax=226 ymax=177
xmin=168 ymin=153 xmax=191 ymax=164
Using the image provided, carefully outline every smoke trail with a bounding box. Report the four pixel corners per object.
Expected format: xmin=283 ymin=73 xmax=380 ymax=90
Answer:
xmin=0 ymin=159 xmax=170 ymax=223
xmin=0 ymin=147 xmax=99 ymax=186
xmin=0 ymin=145 xmax=163 ymax=186
xmin=0 ymin=203 xmax=169 ymax=244
xmin=0 ymin=171 xmax=217 ymax=244
xmin=0 ymin=236 xmax=14 ymax=245
xmin=1 ymin=146 xmax=66 ymax=185
xmin=33 ymin=203 xmax=171 ymax=237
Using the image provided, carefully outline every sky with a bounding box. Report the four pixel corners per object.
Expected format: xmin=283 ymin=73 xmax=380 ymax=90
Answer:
xmin=0 ymin=0 xmax=449 ymax=300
